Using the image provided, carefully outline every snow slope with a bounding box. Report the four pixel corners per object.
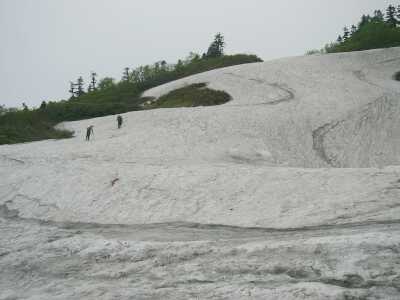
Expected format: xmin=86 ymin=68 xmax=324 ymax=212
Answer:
xmin=1 ymin=47 xmax=400 ymax=228
xmin=1 ymin=48 xmax=400 ymax=299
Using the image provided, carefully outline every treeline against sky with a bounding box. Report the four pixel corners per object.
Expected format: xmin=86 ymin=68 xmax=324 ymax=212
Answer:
xmin=307 ymin=4 xmax=400 ymax=54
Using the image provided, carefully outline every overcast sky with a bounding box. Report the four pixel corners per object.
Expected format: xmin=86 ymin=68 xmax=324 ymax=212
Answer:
xmin=0 ymin=0 xmax=395 ymax=107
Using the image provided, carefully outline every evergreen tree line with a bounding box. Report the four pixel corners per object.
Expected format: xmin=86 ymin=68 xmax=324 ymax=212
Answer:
xmin=66 ymin=33 xmax=228 ymax=99
xmin=69 ymin=72 xmax=97 ymax=98
xmin=325 ymin=4 xmax=400 ymax=53
xmin=306 ymin=4 xmax=400 ymax=55
xmin=336 ymin=5 xmax=399 ymax=44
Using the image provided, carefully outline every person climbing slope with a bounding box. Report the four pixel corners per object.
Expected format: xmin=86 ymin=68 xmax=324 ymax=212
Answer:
xmin=86 ymin=125 xmax=94 ymax=141
xmin=117 ymin=115 xmax=123 ymax=129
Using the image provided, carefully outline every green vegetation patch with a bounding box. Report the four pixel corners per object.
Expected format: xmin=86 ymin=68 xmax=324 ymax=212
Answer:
xmin=326 ymin=22 xmax=400 ymax=53
xmin=324 ymin=5 xmax=400 ymax=54
xmin=145 ymin=83 xmax=231 ymax=109
xmin=0 ymin=110 xmax=72 ymax=145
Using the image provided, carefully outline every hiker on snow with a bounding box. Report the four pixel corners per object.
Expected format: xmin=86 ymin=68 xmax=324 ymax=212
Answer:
xmin=86 ymin=125 xmax=94 ymax=141
xmin=117 ymin=115 xmax=123 ymax=129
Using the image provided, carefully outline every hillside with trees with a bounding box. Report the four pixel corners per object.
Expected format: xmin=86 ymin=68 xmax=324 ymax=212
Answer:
xmin=3 ymin=2 xmax=399 ymax=145
xmin=0 ymin=34 xmax=262 ymax=144
xmin=324 ymin=4 xmax=400 ymax=53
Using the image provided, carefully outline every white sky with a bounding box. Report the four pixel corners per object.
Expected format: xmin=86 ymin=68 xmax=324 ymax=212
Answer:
xmin=0 ymin=0 xmax=396 ymax=107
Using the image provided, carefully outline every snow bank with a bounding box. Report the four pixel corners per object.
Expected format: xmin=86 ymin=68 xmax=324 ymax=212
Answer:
xmin=1 ymin=47 xmax=400 ymax=228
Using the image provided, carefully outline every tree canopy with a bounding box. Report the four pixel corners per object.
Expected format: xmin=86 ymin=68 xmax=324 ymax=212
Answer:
xmin=206 ymin=33 xmax=225 ymax=58
xmin=324 ymin=4 xmax=400 ymax=53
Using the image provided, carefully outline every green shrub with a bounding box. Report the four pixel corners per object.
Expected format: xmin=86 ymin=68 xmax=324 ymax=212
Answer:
xmin=0 ymin=110 xmax=72 ymax=144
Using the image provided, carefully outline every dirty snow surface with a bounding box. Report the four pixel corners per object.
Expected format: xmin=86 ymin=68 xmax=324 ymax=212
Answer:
xmin=1 ymin=48 xmax=400 ymax=299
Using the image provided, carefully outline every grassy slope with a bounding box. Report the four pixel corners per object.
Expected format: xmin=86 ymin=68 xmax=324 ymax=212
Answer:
xmin=0 ymin=111 xmax=72 ymax=144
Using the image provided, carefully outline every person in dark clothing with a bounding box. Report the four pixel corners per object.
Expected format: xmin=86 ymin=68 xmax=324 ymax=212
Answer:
xmin=117 ymin=115 xmax=123 ymax=129
xmin=86 ymin=125 xmax=94 ymax=141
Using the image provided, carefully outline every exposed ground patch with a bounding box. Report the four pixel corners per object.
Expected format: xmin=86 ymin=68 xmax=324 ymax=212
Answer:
xmin=143 ymin=83 xmax=231 ymax=109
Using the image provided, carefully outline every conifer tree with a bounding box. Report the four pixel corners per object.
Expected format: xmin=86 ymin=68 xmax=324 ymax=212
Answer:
xmin=337 ymin=35 xmax=343 ymax=43
xmin=351 ymin=25 xmax=357 ymax=35
xmin=386 ymin=4 xmax=397 ymax=27
xmin=40 ymin=101 xmax=47 ymax=110
xmin=122 ymin=67 xmax=130 ymax=82
xmin=359 ymin=15 xmax=371 ymax=28
xmin=397 ymin=5 xmax=400 ymax=22
xmin=343 ymin=27 xmax=350 ymax=40
xmin=76 ymin=76 xmax=85 ymax=97
xmin=206 ymin=33 xmax=225 ymax=58
xmin=69 ymin=81 xmax=76 ymax=98
xmin=373 ymin=10 xmax=384 ymax=22
xmin=90 ymin=72 xmax=97 ymax=91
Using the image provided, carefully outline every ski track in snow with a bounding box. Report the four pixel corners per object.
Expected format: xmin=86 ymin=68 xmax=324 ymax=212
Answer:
xmin=224 ymin=72 xmax=296 ymax=107
xmin=1 ymin=47 xmax=400 ymax=299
